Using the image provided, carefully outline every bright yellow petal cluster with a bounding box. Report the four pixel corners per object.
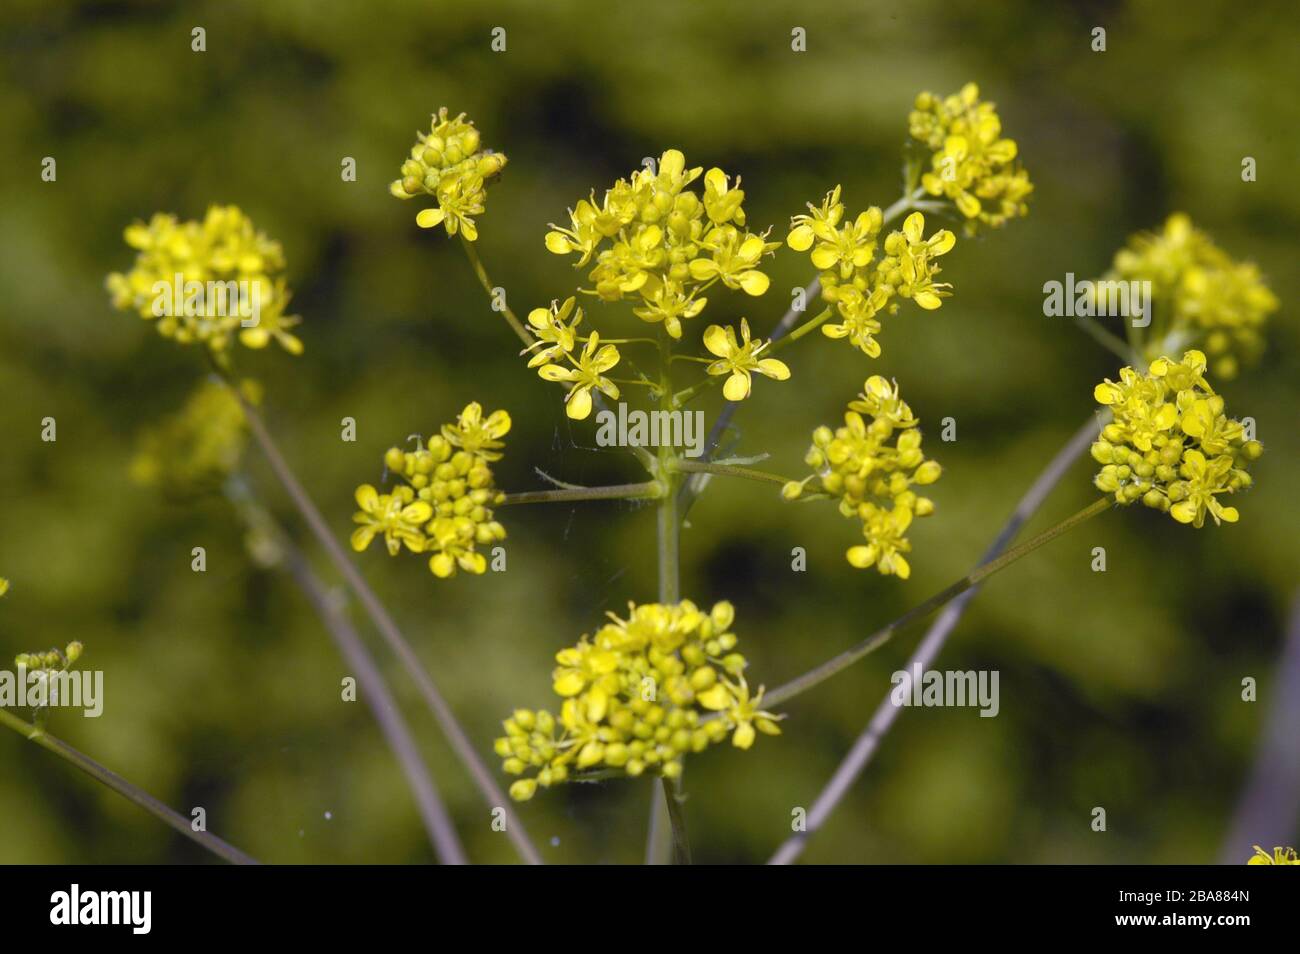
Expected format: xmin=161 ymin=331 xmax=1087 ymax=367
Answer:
xmin=106 ymin=206 xmax=302 ymax=356
xmin=523 ymin=297 xmax=621 ymax=420
xmin=788 ymin=190 xmax=955 ymax=358
xmin=130 ymin=378 xmax=260 ymax=495
xmin=1092 ymin=350 xmax=1261 ymax=526
xmin=352 ymin=403 xmax=509 ymax=578
xmin=1247 ymin=845 xmax=1298 ymax=865
xmin=784 ymin=377 xmax=941 ymax=578
xmin=702 ymin=318 xmax=791 ymax=401
xmin=496 ymin=599 xmax=782 ymax=800
xmin=545 ymin=149 xmax=776 ymax=339
xmin=910 ymin=83 xmax=1032 ymax=233
xmin=390 ymin=108 xmax=507 ymax=241
xmin=1107 ymin=214 xmax=1277 ymax=378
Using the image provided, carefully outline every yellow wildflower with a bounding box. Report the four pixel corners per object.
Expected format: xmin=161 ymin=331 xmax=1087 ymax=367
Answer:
xmin=785 ymin=376 xmax=940 ymax=576
xmin=391 ymin=108 xmax=507 ymax=240
xmin=702 ymin=319 xmax=791 ymax=401
xmin=537 ymin=332 xmax=621 ymax=420
xmin=495 ymin=599 xmax=778 ymax=799
xmin=1091 ymin=350 xmax=1261 ymax=525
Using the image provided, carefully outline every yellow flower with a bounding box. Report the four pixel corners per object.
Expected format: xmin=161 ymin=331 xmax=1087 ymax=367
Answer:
xmin=688 ymin=227 xmax=774 ymax=295
xmin=1091 ymin=350 xmax=1261 ymax=523
xmin=358 ymin=403 xmax=509 ymax=580
xmin=391 ymin=108 xmax=507 ymax=241
xmin=789 ymin=205 xmax=882 ymax=280
xmin=524 ymin=297 xmax=582 ymax=367
xmin=703 ymin=319 xmax=791 ymax=401
xmin=1247 ymin=845 xmax=1298 ymax=865
xmin=537 ymin=332 xmax=621 ymax=420
xmin=910 ymin=83 xmax=1032 ymax=232
xmin=545 ymin=148 xmax=772 ymax=332
xmin=350 ymin=484 xmax=431 ymax=555
xmin=787 ymin=376 xmax=940 ymax=576
xmin=495 ymin=600 xmax=778 ymax=799
xmin=1106 ymin=214 xmax=1278 ymax=378
xmin=0 ymin=578 xmax=9 ymax=599
xmin=106 ymin=206 xmax=302 ymax=358
xmin=441 ymin=402 xmax=512 ymax=461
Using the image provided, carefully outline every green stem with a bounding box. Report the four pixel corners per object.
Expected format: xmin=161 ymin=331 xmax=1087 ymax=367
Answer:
xmin=647 ymin=328 xmax=686 ymax=866
xmin=670 ymin=458 xmax=793 ymax=488
xmin=762 ymin=497 xmax=1115 ymax=708
xmin=661 ymin=776 xmax=692 ymax=864
xmin=768 ymin=307 xmax=833 ymax=353
xmin=459 ymin=236 xmax=532 ymax=347
xmin=0 ymin=708 xmax=260 ymax=865
xmin=500 ymin=482 xmax=662 ymax=506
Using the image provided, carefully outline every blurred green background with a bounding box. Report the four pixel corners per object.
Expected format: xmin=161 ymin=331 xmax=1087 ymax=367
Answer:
xmin=1 ymin=0 xmax=1296 ymax=864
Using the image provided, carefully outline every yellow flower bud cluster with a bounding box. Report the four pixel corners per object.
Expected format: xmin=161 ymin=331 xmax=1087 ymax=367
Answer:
xmin=1091 ymin=350 xmax=1261 ymax=526
xmin=390 ymin=108 xmax=508 ymax=241
xmin=545 ymin=148 xmax=777 ymax=340
xmin=909 ymin=82 xmax=1032 ymax=232
xmin=784 ymin=377 xmax=941 ymax=578
xmin=1247 ymin=845 xmax=1298 ymax=865
xmin=496 ymin=599 xmax=782 ymax=801
xmin=351 ymin=403 xmax=510 ymax=578
xmin=1106 ymin=214 xmax=1277 ymax=379
xmin=788 ymin=188 xmax=957 ymax=359
xmin=15 ymin=641 xmax=83 ymax=672
xmin=130 ymin=378 xmax=260 ymax=496
xmin=107 ymin=206 xmax=302 ymax=356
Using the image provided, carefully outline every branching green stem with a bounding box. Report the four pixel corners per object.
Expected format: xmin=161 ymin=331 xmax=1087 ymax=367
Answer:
xmin=459 ymin=236 xmax=532 ymax=347
xmin=500 ymin=482 xmax=662 ymax=506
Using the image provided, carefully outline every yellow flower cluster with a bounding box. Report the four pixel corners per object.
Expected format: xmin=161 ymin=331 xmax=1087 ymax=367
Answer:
xmin=524 ymin=297 xmax=620 ymax=420
xmin=909 ymin=82 xmax=1032 ymax=232
xmin=390 ymin=108 xmax=508 ymax=241
xmin=130 ymin=378 xmax=260 ymax=496
xmin=703 ymin=318 xmax=791 ymax=401
xmin=496 ymin=599 xmax=782 ymax=800
xmin=788 ymin=190 xmax=955 ymax=358
xmin=784 ymin=377 xmax=941 ymax=578
xmin=545 ymin=149 xmax=776 ymax=340
xmin=107 ymin=205 xmax=302 ymax=356
xmin=1091 ymin=350 xmax=1262 ymax=526
xmin=1107 ymin=214 xmax=1277 ymax=379
xmin=1247 ymin=845 xmax=1298 ymax=865
xmin=352 ymin=403 xmax=510 ymax=578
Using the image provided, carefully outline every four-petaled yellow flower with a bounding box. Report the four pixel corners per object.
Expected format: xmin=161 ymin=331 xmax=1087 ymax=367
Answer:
xmin=703 ymin=319 xmax=791 ymax=401
xmin=351 ymin=484 xmax=432 ymax=555
xmin=538 ymin=332 xmax=621 ymax=420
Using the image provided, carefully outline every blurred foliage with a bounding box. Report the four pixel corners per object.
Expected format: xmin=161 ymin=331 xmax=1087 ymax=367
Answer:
xmin=0 ymin=0 xmax=1296 ymax=864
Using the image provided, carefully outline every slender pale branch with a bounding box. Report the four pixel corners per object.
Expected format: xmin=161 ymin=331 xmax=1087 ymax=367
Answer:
xmin=222 ymin=380 xmax=544 ymax=865
xmin=768 ymin=414 xmax=1101 ymax=864
xmin=459 ymin=236 xmax=532 ymax=347
xmin=225 ymin=479 xmax=467 ymax=864
xmin=0 ymin=708 xmax=260 ymax=865
xmin=500 ymin=481 xmax=662 ymax=506
xmin=762 ymin=496 xmax=1115 ymax=709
